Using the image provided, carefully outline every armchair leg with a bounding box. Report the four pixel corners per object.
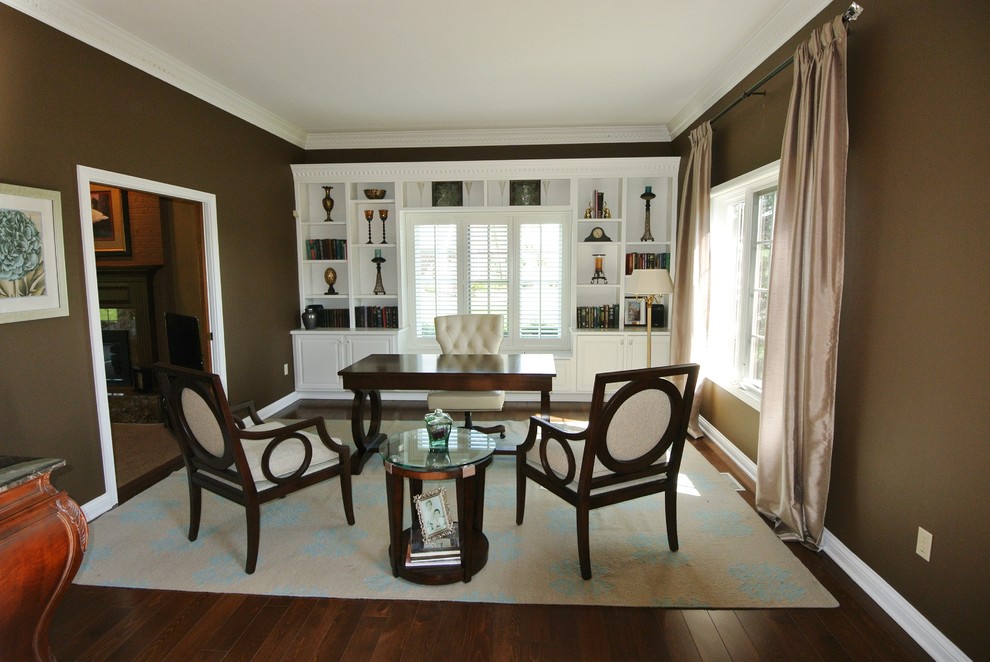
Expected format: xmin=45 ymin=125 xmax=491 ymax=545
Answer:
xmin=577 ymin=506 xmax=592 ymax=580
xmin=187 ymin=480 xmax=202 ymax=542
xmin=245 ymin=502 xmax=260 ymax=575
xmin=340 ymin=469 xmax=355 ymax=526
xmin=665 ymin=488 xmax=679 ymax=552
xmin=516 ymin=469 xmax=527 ymax=525
xmin=463 ymin=411 xmax=507 ymax=438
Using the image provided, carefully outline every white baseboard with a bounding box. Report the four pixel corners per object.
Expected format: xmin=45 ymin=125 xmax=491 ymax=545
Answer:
xmin=699 ymin=416 xmax=969 ymax=662
xmin=81 ymin=492 xmax=115 ymax=521
xmin=698 ymin=415 xmax=756 ymax=483
xmin=821 ymin=531 xmax=970 ymax=662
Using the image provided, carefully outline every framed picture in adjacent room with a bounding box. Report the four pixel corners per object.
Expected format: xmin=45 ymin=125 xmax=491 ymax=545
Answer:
xmin=0 ymin=183 xmax=69 ymax=323
xmin=90 ymin=184 xmax=131 ymax=256
xmin=624 ymin=297 xmax=646 ymax=326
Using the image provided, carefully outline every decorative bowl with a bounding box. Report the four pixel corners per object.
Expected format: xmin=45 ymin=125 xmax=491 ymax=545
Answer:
xmin=363 ymin=188 xmax=387 ymax=199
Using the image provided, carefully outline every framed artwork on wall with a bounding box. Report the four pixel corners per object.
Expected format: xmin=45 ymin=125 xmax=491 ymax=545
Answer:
xmin=431 ymin=181 xmax=463 ymax=207
xmin=0 ymin=183 xmax=69 ymax=323
xmin=90 ymin=184 xmax=131 ymax=256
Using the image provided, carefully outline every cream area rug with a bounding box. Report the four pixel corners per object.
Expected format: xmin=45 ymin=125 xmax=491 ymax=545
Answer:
xmin=75 ymin=419 xmax=836 ymax=608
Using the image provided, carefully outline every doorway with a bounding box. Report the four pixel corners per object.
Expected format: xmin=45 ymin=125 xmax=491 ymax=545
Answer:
xmin=76 ymin=166 xmax=226 ymax=520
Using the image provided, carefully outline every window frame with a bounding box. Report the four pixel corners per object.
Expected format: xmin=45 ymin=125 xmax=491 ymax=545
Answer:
xmin=708 ymin=161 xmax=779 ymax=411
xmin=402 ymin=209 xmax=570 ymax=353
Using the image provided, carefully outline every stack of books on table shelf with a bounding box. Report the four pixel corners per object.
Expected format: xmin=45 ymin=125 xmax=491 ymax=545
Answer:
xmin=406 ymin=523 xmax=461 ymax=567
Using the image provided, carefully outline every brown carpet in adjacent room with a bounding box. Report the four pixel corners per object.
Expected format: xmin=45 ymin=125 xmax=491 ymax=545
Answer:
xmin=111 ymin=423 xmax=181 ymax=501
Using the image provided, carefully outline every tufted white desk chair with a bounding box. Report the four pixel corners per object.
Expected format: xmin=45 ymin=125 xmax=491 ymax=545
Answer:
xmin=427 ymin=314 xmax=507 ymax=437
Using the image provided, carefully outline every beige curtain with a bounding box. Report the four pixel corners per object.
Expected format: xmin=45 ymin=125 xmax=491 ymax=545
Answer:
xmin=756 ymin=16 xmax=848 ymax=549
xmin=670 ymin=121 xmax=712 ymax=438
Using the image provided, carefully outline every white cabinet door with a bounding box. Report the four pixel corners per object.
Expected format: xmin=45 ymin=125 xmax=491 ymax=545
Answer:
xmin=574 ymin=334 xmax=625 ymax=392
xmin=624 ymin=333 xmax=671 ymax=369
xmin=346 ymin=333 xmax=395 ymax=365
xmin=293 ymin=333 xmax=345 ymax=391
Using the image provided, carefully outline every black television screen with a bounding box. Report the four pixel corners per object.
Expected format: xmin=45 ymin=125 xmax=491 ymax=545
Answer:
xmin=165 ymin=312 xmax=204 ymax=371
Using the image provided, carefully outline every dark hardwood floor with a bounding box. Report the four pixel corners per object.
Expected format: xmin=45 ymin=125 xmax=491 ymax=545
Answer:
xmin=51 ymin=400 xmax=931 ymax=661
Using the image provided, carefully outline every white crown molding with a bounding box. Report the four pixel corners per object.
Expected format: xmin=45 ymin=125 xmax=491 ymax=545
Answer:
xmin=290 ymin=157 xmax=680 ymax=183
xmin=668 ymin=0 xmax=833 ymax=139
xmin=304 ymin=125 xmax=671 ymax=151
xmin=4 ymin=0 xmax=308 ymax=147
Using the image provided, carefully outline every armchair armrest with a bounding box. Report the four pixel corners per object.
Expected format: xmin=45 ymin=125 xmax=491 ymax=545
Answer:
xmin=238 ymin=417 xmax=351 ymax=484
xmin=230 ymin=400 xmax=265 ymax=428
xmin=517 ymin=415 xmax=587 ymax=486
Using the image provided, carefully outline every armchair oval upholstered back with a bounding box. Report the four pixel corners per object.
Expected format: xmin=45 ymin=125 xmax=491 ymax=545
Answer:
xmin=516 ymin=363 xmax=700 ymax=579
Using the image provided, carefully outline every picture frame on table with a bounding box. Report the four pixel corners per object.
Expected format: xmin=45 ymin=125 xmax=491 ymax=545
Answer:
xmin=414 ymin=487 xmax=455 ymax=542
xmin=90 ymin=184 xmax=131 ymax=256
xmin=0 ymin=183 xmax=69 ymax=324
xmin=624 ymin=297 xmax=646 ymax=326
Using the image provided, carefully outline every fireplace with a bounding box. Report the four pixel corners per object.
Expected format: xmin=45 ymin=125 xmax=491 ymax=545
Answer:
xmin=102 ymin=329 xmax=133 ymax=388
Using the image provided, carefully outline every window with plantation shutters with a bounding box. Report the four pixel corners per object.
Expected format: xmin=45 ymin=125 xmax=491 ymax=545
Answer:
xmin=412 ymin=223 xmax=458 ymax=338
xmin=518 ymin=221 xmax=562 ymax=339
xmin=405 ymin=211 xmax=567 ymax=351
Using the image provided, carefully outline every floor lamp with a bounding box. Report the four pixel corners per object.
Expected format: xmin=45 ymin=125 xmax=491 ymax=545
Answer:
xmin=626 ymin=268 xmax=674 ymax=367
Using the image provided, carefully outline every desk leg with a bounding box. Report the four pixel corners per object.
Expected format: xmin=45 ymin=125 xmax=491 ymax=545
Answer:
xmin=350 ymin=389 xmax=385 ymax=475
xmin=540 ymin=389 xmax=551 ymax=419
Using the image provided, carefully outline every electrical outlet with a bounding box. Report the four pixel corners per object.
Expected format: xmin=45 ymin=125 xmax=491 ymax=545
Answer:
xmin=283 ymin=363 xmax=289 ymax=376
xmin=916 ymin=527 xmax=932 ymax=562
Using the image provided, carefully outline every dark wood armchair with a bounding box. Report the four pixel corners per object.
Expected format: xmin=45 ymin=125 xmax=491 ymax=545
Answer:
xmin=515 ymin=363 xmax=699 ymax=579
xmin=153 ymin=362 xmax=355 ymax=574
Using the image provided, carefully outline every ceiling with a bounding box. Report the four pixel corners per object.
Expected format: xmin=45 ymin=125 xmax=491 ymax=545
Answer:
xmin=12 ymin=0 xmax=831 ymax=148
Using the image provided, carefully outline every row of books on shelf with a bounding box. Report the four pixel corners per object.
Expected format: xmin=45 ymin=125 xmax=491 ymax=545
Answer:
xmin=354 ymin=305 xmax=399 ymax=328
xmin=312 ymin=308 xmax=350 ymax=329
xmin=576 ymin=305 xmax=620 ymax=329
xmin=625 ymin=251 xmax=670 ymax=274
xmin=305 ymin=238 xmax=347 ymax=260
xmin=406 ymin=523 xmax=461 ymax=567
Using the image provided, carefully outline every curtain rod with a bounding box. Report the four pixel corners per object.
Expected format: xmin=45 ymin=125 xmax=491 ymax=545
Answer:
xmin=710 ymin=2 xmax=863 ymax=125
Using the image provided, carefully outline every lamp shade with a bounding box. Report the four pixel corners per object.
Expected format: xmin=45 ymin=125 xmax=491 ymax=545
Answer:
xmin=626 ymin=268 xmax=673 ymax=297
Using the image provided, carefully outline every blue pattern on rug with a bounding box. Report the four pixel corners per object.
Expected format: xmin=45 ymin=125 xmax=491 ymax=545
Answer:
xmin=192 ymin=554 xmax=252 ymax=586
xmin=300 ymin=525 xmax=368 ymax=558
xmin=119 ymin=498 xmax=182 ymax=523
xmin=548 ymin=559 xmax=614 ymax=597
xmin=693 ymin=509 xmax=754 ymax=536
xmin=728 ymin=562 xmax=807 ymax=602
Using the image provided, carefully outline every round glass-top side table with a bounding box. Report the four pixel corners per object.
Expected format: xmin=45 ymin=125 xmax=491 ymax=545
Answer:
xmin=382 ymin=428 xmax=496 ymax=585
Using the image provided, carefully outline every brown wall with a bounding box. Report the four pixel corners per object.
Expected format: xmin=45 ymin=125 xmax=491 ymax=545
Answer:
xmin=674 ymin=2 xmax=990 ymax=657
xmin=0 ymin=5 xmax=303 ymax=504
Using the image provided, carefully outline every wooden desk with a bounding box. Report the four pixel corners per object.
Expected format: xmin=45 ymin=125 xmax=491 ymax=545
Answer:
xmin=339 ymin=353 xmax=556 ymax=473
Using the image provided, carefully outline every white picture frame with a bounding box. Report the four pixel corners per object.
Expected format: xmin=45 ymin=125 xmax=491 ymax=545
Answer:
xmin=0 ymin=183 xmax=68 ymax=323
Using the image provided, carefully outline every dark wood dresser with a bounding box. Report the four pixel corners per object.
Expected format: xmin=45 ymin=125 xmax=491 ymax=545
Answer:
xmin=0 ymin=457 xmax=88 ymax=661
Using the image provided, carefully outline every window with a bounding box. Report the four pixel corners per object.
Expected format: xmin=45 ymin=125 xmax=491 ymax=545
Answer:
xmin=708 ymin=161 xmax=779 ymax=409
xmin=405 ymin=211 xmax=567 ymax=351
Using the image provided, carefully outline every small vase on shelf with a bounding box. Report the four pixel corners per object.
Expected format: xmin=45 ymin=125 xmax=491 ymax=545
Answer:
xmin=322 ymin=186 xmax=335 ymax=222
